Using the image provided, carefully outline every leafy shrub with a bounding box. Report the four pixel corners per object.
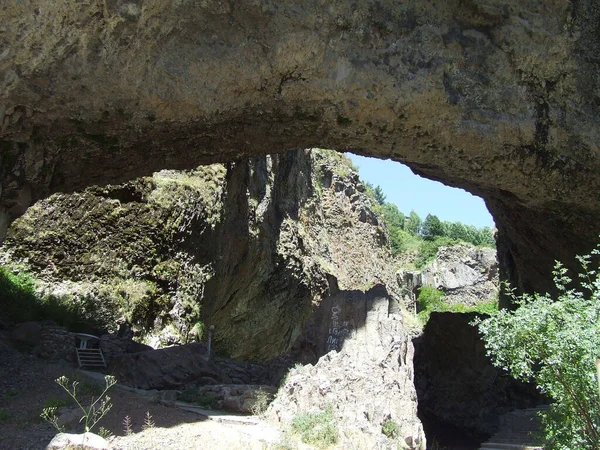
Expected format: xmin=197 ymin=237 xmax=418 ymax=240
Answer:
xmin=416 ymin=286 xmax=446 ymax=311
xmin=476 ymin=248 xmax=600 ymax=450
xmin=382 ymin=418 xmax=400 ymax=439
xmin=250 ymin=390 xmax=272 ymax=416
xmin=0 ymin=265 xmax=108 ymax=331
xmin=291 ymin=404 xmax=338 ymax=448
xmin=0 ymin=265 xmax=37 ymax=322
xmin=416 ymin=285 xmax=446 ymax=324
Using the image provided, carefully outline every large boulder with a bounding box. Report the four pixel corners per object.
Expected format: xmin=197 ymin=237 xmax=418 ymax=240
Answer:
xmin=420 ymin=245 xmax=499 ymax=306
xmin=268 ymin=285 xmax=425 ymax=449
xmin=109 ymin=342 xmax=225 ymax=390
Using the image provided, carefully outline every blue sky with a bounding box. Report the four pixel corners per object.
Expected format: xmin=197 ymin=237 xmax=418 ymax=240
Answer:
xmin=347 ymin=154 xmax=495 ymax=229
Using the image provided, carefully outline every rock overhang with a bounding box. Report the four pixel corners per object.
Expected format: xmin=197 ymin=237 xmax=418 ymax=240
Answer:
xmin=1 ymin=0 xmax=600 ymax=298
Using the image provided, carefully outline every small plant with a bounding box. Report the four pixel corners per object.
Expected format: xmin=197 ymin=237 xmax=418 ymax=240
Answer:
xmin=0 ymin=408 xmax=11 ymax=423
xmin=123 ymin=415 xmax=133 ymax=436
xmin=291 ymin=404 xmax=338 ymax=448
xmin=142 ymin=411 xmax=155 ymax=430
xmin=98 ymin=427 xmax=114 ymax=439
xmin=40 ymin=375 xmax=117 ymax=433
xmin=2 ymin=388 xmax=18 ymax=399
xmin=250 ymin=390 xmax=272 ymax=416
xmin=382 ymin=418 xmax=400 ymax=439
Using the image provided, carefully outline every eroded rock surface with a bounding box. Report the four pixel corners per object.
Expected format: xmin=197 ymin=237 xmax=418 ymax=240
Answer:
xmin=421 ymin=244 xmax=498 ymax=305
xmin=1 ymin=150 xmax=400 ymax=360
xmin=268 ymin=286 xmax=425 ymax=449
xmin=397 ymin=244 xmax=498 ymax=307
xmin=1 ymin=0 xmax=600 ymax=298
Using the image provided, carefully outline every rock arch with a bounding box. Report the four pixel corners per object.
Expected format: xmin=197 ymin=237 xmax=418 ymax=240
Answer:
xmin=2 ymin=0 xmax=600 ymax=298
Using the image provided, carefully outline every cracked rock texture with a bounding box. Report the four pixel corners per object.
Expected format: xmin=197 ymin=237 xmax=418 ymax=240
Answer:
xmin=1 ymin=0 xmax=600 ymax=300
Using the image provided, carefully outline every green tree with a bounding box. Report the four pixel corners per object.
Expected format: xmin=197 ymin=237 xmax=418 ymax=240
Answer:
xmin=421 ymin=214 xmax=444 ymax=241
xmin=373 ymin=185 xmax=386 ymax=205
xmin=406 ymin=210 xmax=422 ymax=235
xmin=476 ymin=249 xmax=600 ymax=449
xmin=380 ymin=203 xmax=404 ymax=230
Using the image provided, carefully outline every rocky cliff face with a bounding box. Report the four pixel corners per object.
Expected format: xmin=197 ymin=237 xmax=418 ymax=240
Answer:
xmin=1 ymin=0 xmax=600 ymax=302
xmin=268 ymin=285 xmax=425 ymax=449
xmin=397 ymin=244 xmax=499 ymax=307
xmin=0 ymin=149 xmax=401 ymax=360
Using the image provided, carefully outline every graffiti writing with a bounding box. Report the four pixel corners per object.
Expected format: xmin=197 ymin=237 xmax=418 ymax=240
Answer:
xmin=326 ymin=304 xmax=351 ymax=352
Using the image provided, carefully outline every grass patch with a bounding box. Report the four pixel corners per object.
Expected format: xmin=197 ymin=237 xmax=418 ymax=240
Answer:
xmin=291 ymin=404 xmax=338 ymax=448
xmin=0 ymin=408 xmax=11 ymax=423
xmin=382 ymin=418 xmax=400 ymax=439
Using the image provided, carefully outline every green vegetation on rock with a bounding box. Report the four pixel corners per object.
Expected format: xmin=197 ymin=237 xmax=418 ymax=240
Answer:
xmin=416 ymin=285 xmax=498 ymax=324
xmin=381 ymin=418 xmax=400 ymax=439
xmin=0 ymin=264 xmax=112 ymax=330
xmin=291 ymin=404 xmax=338 ymax=448
xmin=477 ymin=248 xmax=600 ymax=449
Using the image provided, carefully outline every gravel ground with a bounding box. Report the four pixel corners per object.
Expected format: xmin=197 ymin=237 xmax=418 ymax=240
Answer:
xmin=0 ymin=332 xmax=282 ymax=450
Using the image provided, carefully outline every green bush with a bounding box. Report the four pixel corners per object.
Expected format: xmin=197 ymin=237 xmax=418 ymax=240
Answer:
xmin=382 ymin=418 xmax=400 ymax=439
xmin=416 ymin=286 xmax=445 ymax=311
xmin=416 ymin=285 xmax=446 ymax=324
xmin=291 ymin=404 xmax=338 ymax=448
xmin=0 ymin=265 xmax=38 ymax=322
xmin=476 ymin=248 xmax=600 ymax=450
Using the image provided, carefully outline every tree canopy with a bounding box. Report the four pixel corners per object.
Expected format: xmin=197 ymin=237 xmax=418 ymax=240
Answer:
xmin=476 ymin=249 xmax=600 ymax=449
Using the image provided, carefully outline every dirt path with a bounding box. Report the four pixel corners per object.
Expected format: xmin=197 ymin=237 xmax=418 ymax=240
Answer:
xmin=0 ymin=332 xmax=282 ymax=450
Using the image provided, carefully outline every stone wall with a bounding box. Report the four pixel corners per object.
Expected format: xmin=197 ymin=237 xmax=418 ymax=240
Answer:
xmin=36 ymin=326 xmax=76 ymax=362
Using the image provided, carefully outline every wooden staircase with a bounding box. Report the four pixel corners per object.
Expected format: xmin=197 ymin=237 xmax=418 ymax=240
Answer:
xmin=478 ymin=406 xmax=549 ymax=450
xmin=75 ymin=347 xmax=107 ymax=370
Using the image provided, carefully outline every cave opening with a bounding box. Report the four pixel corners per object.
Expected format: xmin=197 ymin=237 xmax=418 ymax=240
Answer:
xmin=344 ymin=154 xmax=516 ymax=450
